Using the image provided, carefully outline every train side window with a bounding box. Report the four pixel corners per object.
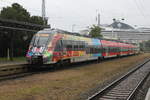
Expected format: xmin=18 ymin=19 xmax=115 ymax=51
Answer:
xmin=82 ymin=42 xmax=86 ymax=51
xmin=79 ymin=45 xmax=82 ymax=51
xmin=71 ymin=41 xmax=75 ymax=51
xmin=102 ymin=47 xmax=105 ymax=53
xmin=66 ymin=45 xmax=72 ymax=51
xmin=54 ymin=40 xmax=62 ymax=51
xmin=74 ymin=45 xmax=78 ymax=51
xmin=90 ymin=46 xmax=93 ymax=54
xmin=86 ymin=45 xmax=90 ymax=54
xmin=91 ymin=46 xmax=94 ymax=54
xmin=90 ymin=46 xmax=92 ymax=54
xmin=78 ymin=41 xmax=81 ymax=51
xmin=65 ymin=40 xmax=71 ymax=51
xmin=61 ymin=40 xmax=65 ymax=47
xmin=78 ymin=42 xmax=81 ymax=51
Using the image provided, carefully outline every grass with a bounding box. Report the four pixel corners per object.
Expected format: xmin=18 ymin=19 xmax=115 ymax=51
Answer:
xmin=0 ymin=53 xmax=150 ymax=100
xmin=0 ymin=57 xmax=26 ymax=62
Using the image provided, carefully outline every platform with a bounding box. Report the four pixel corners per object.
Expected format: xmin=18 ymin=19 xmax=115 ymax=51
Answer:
xmin=0 ymin=61 xmax=26 ymax=67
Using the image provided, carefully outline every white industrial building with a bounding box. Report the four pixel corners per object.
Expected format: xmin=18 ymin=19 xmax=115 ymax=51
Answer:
xmin=80 ymin=21 xmax=150 ymax=44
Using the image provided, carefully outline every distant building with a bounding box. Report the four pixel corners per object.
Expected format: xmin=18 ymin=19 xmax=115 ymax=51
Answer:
xmin=80 ymin=21 xmax=150 ymax=44
xmin=109 ymin=21 xmax=134 ymax=29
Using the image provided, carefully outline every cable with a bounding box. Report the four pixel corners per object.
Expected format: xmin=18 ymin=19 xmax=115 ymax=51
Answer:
xmin=134 ymin=0 xmax=145 ymax=17
xmin=138 ymin=0 xmax=150 ymax=18
xmin=133 ymin=0 xmax=149 ymax=26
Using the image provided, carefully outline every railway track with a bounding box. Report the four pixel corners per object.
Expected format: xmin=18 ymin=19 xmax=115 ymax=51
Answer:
xmin=0 ymin=54 xmax=139 ymax=78
xmin=0 ymin=64 xmax=30 ymax=80
xmin=87 ymin=58 xmax=150 ymax=100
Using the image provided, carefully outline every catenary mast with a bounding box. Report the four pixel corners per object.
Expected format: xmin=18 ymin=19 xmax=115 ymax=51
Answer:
xmin=42 ymin=0 xmax=46 ymax=24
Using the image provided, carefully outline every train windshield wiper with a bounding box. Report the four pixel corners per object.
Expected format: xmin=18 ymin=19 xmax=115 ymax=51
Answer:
xmin=36 ymin=38 xmax=40 ymax=47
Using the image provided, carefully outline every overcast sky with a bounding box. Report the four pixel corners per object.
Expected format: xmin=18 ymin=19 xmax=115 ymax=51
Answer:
xmin=0 ymin=0 xmax=150 ymax=32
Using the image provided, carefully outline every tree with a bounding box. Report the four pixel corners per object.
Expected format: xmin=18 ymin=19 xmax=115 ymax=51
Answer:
xmin=0 ymin=3 xmax=30 ymax=21
xmin=140 ymin=40 xmax=150 ymax=52
xmin=0 ymin=3 xmax=45 ymax=59
xmin=89 ymin=25 xmax=102 ymax=38
xmin=0 ymin=3 xmax=45 ymax=25
xmin=30 ymin=16 xmax=45 ymax=25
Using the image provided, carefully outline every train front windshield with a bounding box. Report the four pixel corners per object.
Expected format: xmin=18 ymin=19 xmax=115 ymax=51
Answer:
xmin=31 ymin=34 xmax=50 ymax=47
xmin=34 ymin=36 xmax=49 ymax=46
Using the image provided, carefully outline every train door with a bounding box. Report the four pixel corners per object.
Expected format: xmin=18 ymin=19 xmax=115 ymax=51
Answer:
xmin=105 ymin=46 xmax=109 ymax=57
xmin=60 ymin=40 xmax=67 ymax=58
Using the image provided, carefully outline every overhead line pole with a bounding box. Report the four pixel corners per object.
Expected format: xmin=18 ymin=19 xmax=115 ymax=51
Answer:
xmin=97 ymin=13 xmax=100 ymax=26
xmin=42 ymin=0 xmax=46 ymax=19
xmin=42 ymin=0 xmax=47 ymax=25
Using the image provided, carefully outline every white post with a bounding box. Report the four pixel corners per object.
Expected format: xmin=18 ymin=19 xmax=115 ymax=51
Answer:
xmin=72 ymin=24 xmax=76 ymax=32
xmin=145 ymin=88 xmax=150 ymax=100
xmin=7 ymin=48 xmax=10 ymax=60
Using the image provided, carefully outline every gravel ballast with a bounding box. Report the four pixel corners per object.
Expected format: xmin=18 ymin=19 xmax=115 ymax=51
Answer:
xmin=0 ymin=53 xmax=150 ymax=100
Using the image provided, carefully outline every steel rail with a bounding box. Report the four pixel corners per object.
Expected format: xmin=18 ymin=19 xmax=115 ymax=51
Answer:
xmin=87 ymin=58 xmax=150 ymax=100
xmin=127 ymin=69 xmax=150 ymax=100
xmin=0 ymin=64 xmax=29 ymax=77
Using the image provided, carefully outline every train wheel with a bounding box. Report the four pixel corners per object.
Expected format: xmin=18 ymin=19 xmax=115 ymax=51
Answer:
xmin=61 ymin=59 xmax=70 ymax=67
xmin=117 ymin=55 xmax=120 ymax=58
xmin=97 ymin=57 xmax=101 ymax=63
xmin=65 ymin=59 xmax=71 ymax=66
xmin=55 ymin=60 xmax=63 ymax=69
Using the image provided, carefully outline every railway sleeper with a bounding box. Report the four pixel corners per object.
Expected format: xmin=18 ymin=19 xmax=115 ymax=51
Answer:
xmin=107 ymin=92 xmax=131 ymax=95
xmin=101 ymin=95 xmax=127 ymax=100
xmin=105 ymin=93 xmax=129 ymax=97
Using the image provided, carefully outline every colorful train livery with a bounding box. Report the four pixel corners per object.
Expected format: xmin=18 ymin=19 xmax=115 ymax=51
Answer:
xmin=26 ymin=29 xmax=139 ymax=65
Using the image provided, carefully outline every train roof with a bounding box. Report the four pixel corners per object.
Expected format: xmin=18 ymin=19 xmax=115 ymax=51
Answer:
xmin=39 ymin=28 xmax=135 ymax=45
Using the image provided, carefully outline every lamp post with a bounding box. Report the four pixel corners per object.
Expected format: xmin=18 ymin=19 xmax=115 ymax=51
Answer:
xmin=116 ymin=18 xmax=125 ymax=40
xmin=72 ymin=24 xmax=76 ymax=32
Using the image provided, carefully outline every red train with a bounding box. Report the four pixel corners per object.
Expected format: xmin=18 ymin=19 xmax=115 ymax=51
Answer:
xmin=26 ymin=29 xmax=139 ymax=65
xmin=101 ymin=39 xmax=139 ymax=58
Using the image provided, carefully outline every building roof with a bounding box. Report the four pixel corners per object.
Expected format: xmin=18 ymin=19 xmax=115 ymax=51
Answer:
xmin=109 ymin=21 xmax=134 ymax=29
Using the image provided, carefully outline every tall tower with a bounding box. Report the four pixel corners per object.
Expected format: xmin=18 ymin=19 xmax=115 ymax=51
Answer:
xmin=97 ymin=13 xmax=100 ymax=26
xmin=42 ymin=0 xmax=46 ymax=20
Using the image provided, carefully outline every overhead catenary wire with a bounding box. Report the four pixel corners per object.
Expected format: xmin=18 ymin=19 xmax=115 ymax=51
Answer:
xmin=125 ymin=0 xmax=150 ymax=27
xmin=133 ymin=0 xmax=149 ymax=24
xmin=138 ymin=0 xmax=150 ymax=18
xmin=138 ymin=0 xmax=146 ymax=10
xmin=134 ymin=0 xmax=146 ymax=17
